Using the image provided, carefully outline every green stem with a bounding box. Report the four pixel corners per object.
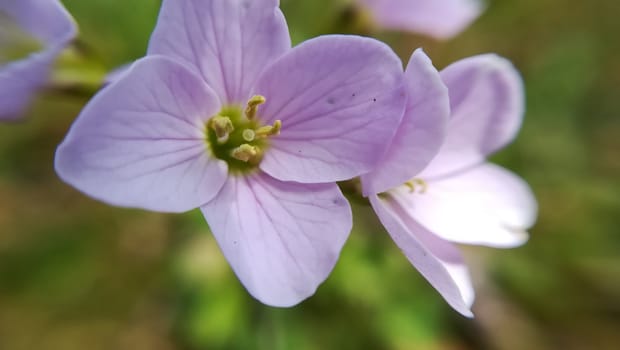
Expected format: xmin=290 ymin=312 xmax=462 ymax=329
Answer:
xmin=338 ymin=178 xmax=371 ymax=206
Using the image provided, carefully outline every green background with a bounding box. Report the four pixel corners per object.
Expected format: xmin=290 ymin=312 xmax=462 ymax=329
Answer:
xmin=1 ymin=0 xmax=619 ymax=349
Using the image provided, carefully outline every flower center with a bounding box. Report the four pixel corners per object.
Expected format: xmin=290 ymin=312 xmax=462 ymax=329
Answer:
xmin=205 ymin=95 xmax=281 ymax=174
xmin=404 ymin=178 xmax=428 ymax=194
xmin=0 ymin=12 xmax=44 ymax=65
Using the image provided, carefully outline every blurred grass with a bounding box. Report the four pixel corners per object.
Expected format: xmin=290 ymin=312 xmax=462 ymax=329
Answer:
xmin=1 ymin=0 xmax=619 ymax=349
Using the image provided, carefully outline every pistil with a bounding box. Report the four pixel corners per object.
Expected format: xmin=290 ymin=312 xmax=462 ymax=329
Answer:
xmin=242 ymin=129 xmax=256 ymax=142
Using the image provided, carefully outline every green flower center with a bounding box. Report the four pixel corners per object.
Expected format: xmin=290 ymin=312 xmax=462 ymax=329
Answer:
xmin=0 ymin=12 xmax=44 ymax=65
xmin=205 ymin=95 xmax=281 ymax=175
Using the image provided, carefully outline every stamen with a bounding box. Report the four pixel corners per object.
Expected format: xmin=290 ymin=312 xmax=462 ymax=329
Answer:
xmin=231 ymin=144 xmax=259 ymax=162
xmin=205 ymin=100 xmax=279 ymax=173
xmin=414 ymin=178 xmax=428 ymax=194
xmin=404 ymin=178 xmax=428 ymax=194
xmin=256 ymin=120 xmax=282 ymax=138
xmin=245 ymin=95 xmax=266 ymax=119
xmin=209 ymin=116 xmax=234 ymax=144
xmin=405 ymin=181 xmax=416 ymax=193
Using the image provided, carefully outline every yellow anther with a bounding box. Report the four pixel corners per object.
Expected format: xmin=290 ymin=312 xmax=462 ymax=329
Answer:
xmin=245 ymin=95 xmax=266 ymax=119
xmin=242 ymin=129 xmax=256 ymax=142
xmin=231 ymin=144 xmax=259 ymax=162
xmin=256 ymin=120 xmax=282 ymax=138
xmin=414 ymin=178 xmax=428 ymax=194
xmin=209 ymin=116 xmax=234 ymax=144
xmin=405 ymin=181 xmax=416 ymax=193
xmin=272 ymin=120 xmax=282 ymax=134
xmin=404 ymin=178 xmax=428 ymax=194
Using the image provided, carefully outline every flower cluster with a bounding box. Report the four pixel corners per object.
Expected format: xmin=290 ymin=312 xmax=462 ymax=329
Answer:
xmin=2 ymin=0 xmax=537 ymax=317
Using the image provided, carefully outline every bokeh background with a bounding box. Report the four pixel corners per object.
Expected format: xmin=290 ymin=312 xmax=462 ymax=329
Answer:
xmin=1 ymin=0 xmax=619 ymax=349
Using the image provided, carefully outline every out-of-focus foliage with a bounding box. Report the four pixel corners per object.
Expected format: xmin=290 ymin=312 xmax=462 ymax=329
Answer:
xmin=0 ymin=0 xmax=619 ymax=349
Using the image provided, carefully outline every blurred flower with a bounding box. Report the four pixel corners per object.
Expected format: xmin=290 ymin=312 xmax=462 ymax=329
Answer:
xmin=0 ymin=0 xmax=76 ymax=120
xmin=56 ymin=0 xmax=406 ymax=306
xmin=356 ymin=0 xmax=484 ymax=39
xmin=362 ymin=53 xmax=538 ymax=317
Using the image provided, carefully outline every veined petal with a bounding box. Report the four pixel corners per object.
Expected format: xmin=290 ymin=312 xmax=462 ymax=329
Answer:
xmin=201 ymin=173 xmax=351 ymax=307
xmin=362 ymin=49 xmax=448 ymax=195
xmin=394 ymin=163 xmax=537 ymax=248
xmin=256 ymin=35 xmax=406 ymax=183
xmin=0 ymin=0 xmax=77 ymax=120
xmin=56 ymin=56 xmax=227 ymax=213
xmin=421 ymin=54 xmax=525 ymax=177
xmin=370 ymin=194 xmax=474 ymax=316
xmin=148 ymin=0 xmax=290 ymax=104
xmin=360 ymin=0 xmax=484 ymax=39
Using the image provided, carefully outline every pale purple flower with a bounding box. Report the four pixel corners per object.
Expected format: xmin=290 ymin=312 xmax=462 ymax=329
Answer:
xmin=358 ymin=0 xmax=484 ymax=39
xmin=362 ymin=53 xmax=537 ymax=316
xmin=55 ymin=0 xmax=406 ymax=306
xmin=0 ymin=0 xmax=76 ymax=120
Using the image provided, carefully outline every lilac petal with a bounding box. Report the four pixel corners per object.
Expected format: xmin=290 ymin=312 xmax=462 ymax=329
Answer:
xmin=104 ymin=63 xmax=131 ymax=85
xmin=256 ymin=35 xmax=406 ymax=183
xmin=421 ymin=54 xmax=525 ymax=177
xmin=56 ymin=56 xmax=227 ymax=213
xmin=360 ymin=0 xmax=484 ymax=39
xmin=361 ymin=49 xmax=448 ymax=195
xmin=396 ymin=163 xmax=537 ymax=248
xmin=0 ymin=0 xmax=77 ymax=45
xmin=201 ymin=173 xmax=351 ymax=307
xmin=370 ymin=194 xmax=474 ymax=316
xmin=0 ymin=51 xmax=53 ymax=120
xmin=0 ymin=0 xmax=76 ymax=120
xmin=148 ymin=0 xmax=290 ymax=104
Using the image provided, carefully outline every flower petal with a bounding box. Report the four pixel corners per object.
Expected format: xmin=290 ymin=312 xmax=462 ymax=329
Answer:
xmin=104 ymin=63 xmax=131 ymax=85
xmin=256 ymin=35 xmax=406 ymax=183
xmin=370 ymin=194 xmax=474 ymax=316
xmin=361 ymin=49 xmax=448 ymax=195
xmin=360 ymin=0 xmax=484 ymax=39
xmin=201 ymin=172 xmax=352 ymax=307
xmin=394 ymin=163 xmax=537 ymax=248
xmin=55 ymin=56 xmax=227 ymax=213
xmin=0 ymin=0 xmax=76 ymax=120
xmin=0 ymin=0 xmax=76 ymax=45
xmin=421 ymin=54 xmax=525 ymax=177
xmin=148 ymin=0 xmax=290 ymax=104
xmin=0 ymin=51 xmax=53 ymax=120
